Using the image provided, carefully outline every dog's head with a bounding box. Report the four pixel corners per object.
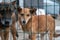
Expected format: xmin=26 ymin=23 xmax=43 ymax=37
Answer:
xmin=17 ymin=7 xmax=36 ymax=25
xmin=0 ymin=1 xmax=16 ymax=25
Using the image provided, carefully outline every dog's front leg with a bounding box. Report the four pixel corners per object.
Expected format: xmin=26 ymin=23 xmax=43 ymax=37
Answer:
xmin=49 ymin=32 xmax=53 ymax=40
xmin=11 ymin=12 xmax=18 ymax=40
xmin=1 ymin=31 xmax=5 ymax=40
xmin=4 ymin=27 xmax=10 ymax=40
xmin=11 ymin=23 xmax=18 ymax=40
xmin=29 ymin=33 xmax=36 ymax=40
xmin=40 ymin=33 xmax=44 ymax=40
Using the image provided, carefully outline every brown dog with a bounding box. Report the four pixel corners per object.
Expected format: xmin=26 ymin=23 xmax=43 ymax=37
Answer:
xmin=0 ymin=1 xmax=18 ymax=40
xmin=17 ymin=7 xmax=60 ymax=40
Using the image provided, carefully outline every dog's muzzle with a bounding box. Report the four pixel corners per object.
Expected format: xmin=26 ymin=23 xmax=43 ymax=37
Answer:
xmin=23 ymin=21 xmax=26 ymax=24
xmin=1 ymin=18 xmax=12 ymax=26
xmin=4 ymin=21 xmax=9 ymax=27
xmin=21 ymin=20 xmax=26 ymax=25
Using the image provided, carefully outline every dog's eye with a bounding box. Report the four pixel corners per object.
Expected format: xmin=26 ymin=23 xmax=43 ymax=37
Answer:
xmin=27 ymin=14 xmax=30 ymax=16
xmin=20 ymin=14 xmax=24 ymax=16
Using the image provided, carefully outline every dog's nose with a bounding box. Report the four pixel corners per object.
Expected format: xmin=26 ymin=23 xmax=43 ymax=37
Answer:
xmin=23 ymin=21 xmax=26 ymax=24
xmin=2 ymin=21 xmax=9 ymax=28
xmin=5 ymin=21 xmax=9 ymax=25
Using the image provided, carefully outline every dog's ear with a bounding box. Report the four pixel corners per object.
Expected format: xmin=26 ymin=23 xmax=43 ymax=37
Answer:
xmin=30 ymin=8 xmax=37 ymax=15
xmin=17 ymin=7 xmax=22 ymax=13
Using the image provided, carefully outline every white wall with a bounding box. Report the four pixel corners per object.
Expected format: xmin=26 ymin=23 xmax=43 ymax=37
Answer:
xmin=36 ymin=9 xmax=46 ymax=15
xmin=0 ymin=0 xmax=2 ymax=3
xmin=19 ymin=0 xmax=23 ymax=8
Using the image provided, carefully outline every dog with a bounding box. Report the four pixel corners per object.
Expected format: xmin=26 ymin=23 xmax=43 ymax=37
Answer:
xmin=17 ymin=7 xmax=60 ymax=40
xmin=0 ymin=1 xmax=18 ymax=40
xmin=17 ymin=7 xmax=37 ymax=28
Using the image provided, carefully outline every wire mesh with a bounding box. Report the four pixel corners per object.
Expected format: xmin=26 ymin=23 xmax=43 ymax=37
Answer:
xmin=0 ymin=0 xmax=60 ymax=40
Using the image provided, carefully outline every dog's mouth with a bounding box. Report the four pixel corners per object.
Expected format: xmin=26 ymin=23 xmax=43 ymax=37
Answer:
xmin=0 ymin=18 xmax=12 ymax=26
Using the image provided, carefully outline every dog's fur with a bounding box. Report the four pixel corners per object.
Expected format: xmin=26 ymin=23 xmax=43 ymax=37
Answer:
xmin=0 ymin=1 xmax=18 ymax=40
xmin=17 ymin=7 xmax=60 ymax=40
